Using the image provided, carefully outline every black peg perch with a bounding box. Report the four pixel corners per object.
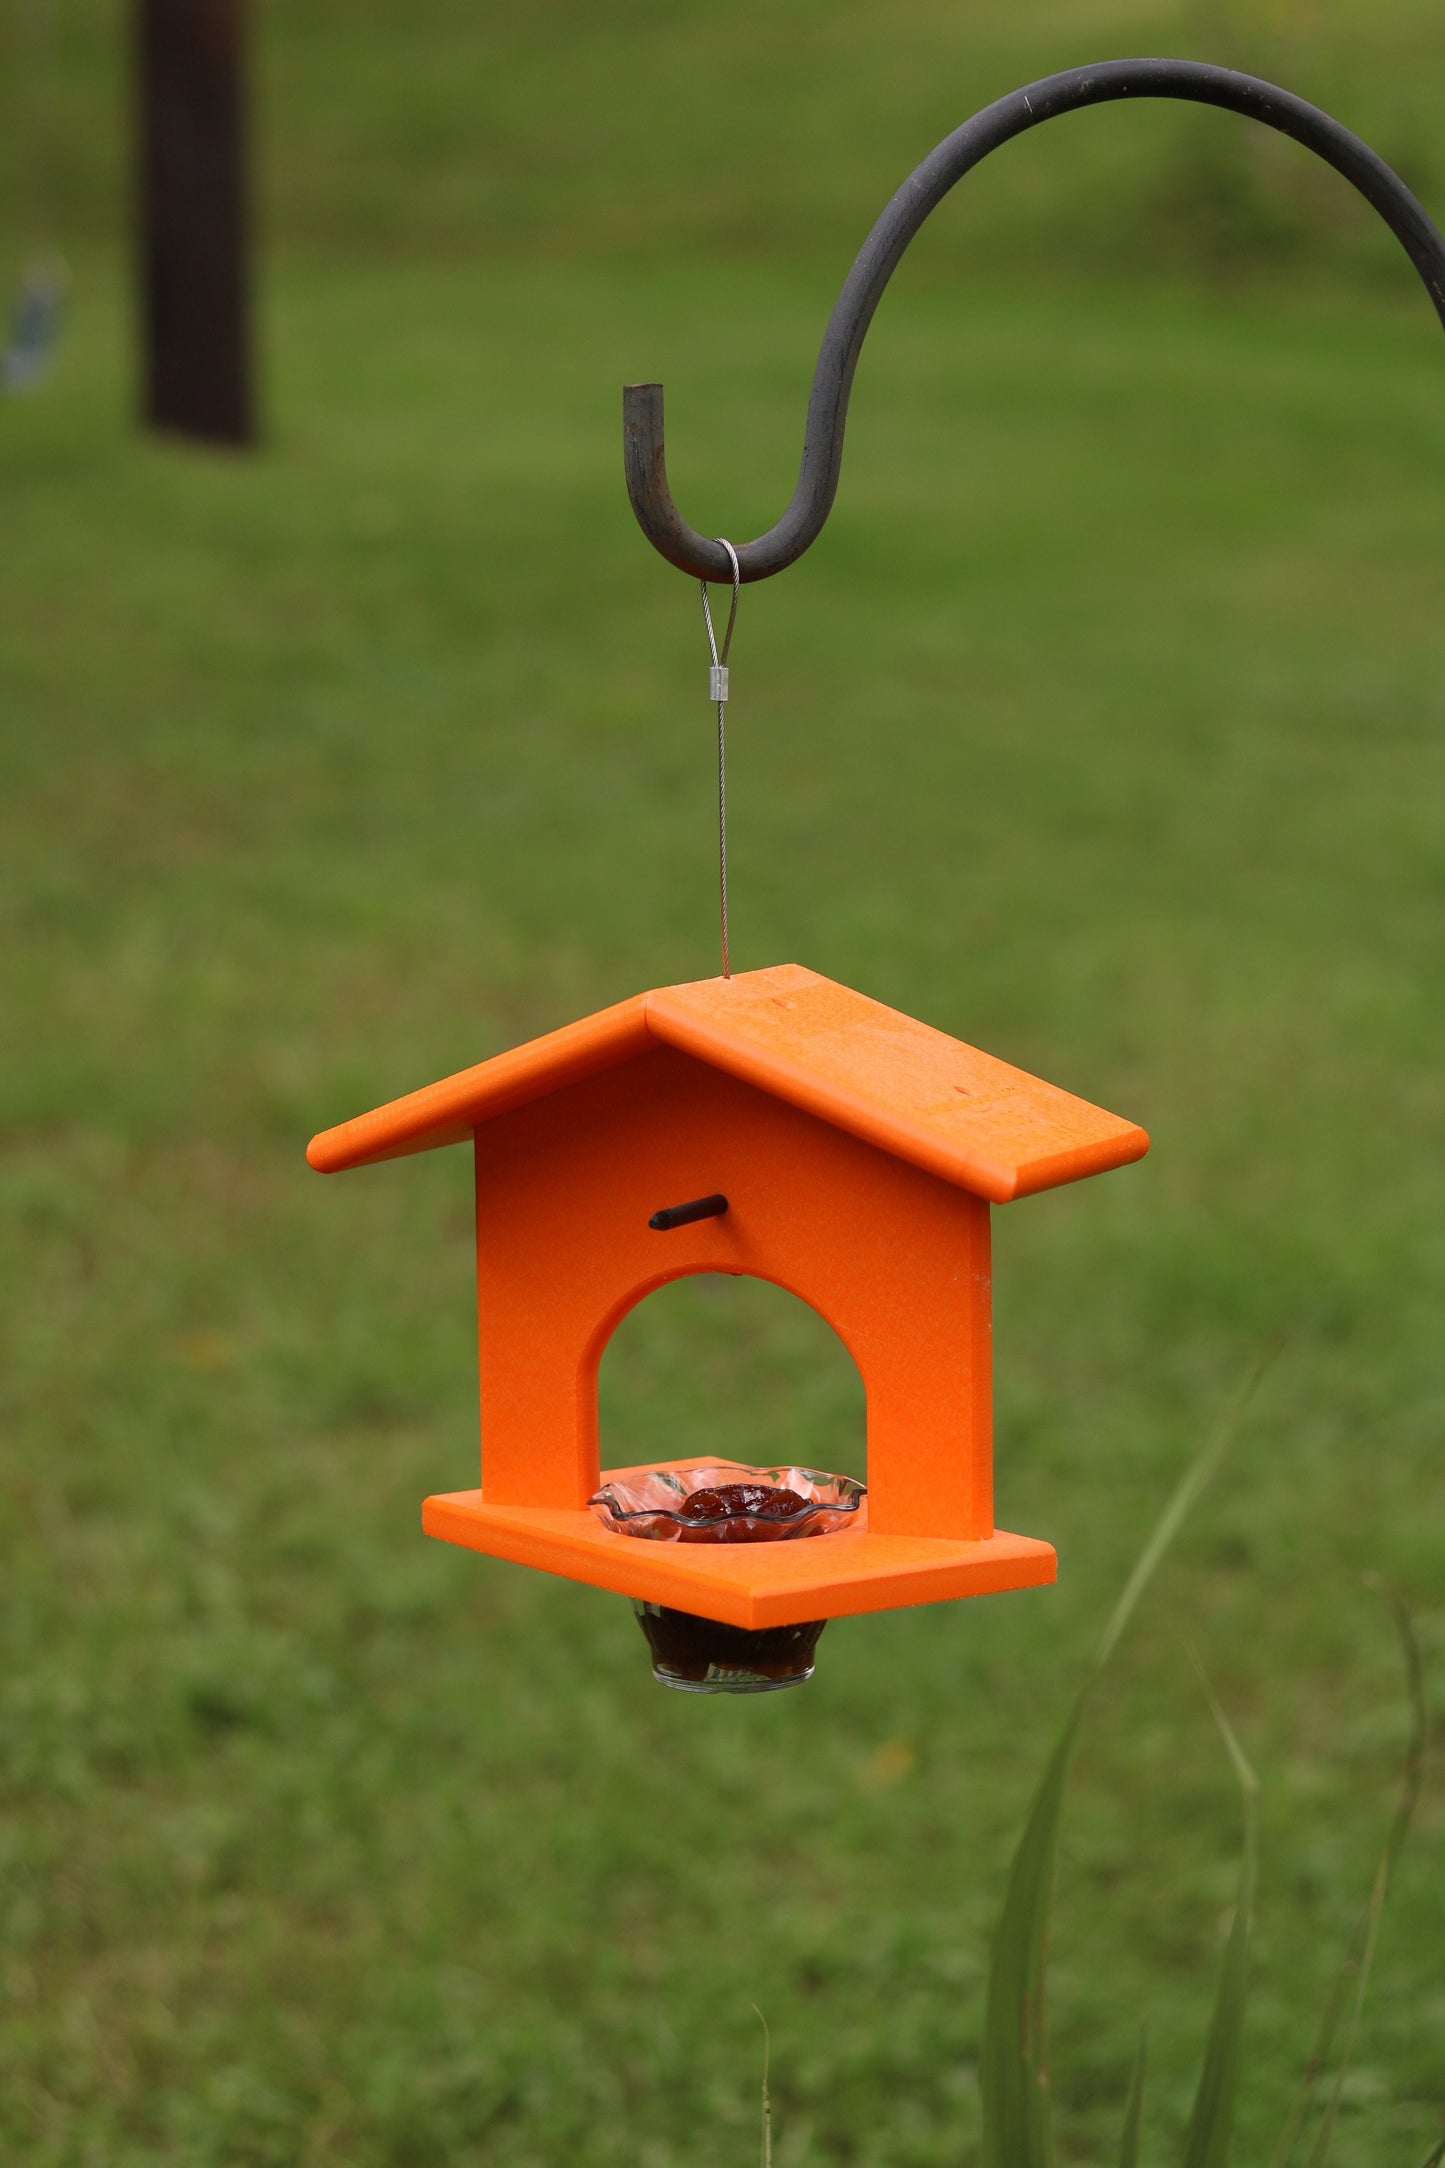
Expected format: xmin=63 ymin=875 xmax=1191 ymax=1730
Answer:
xmin=649 ymin=1193 xmax=729 ymax=1232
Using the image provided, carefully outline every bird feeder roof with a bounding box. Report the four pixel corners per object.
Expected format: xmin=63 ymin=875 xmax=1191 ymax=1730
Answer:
xmin=306 ymin=963 xmax=1147 ymax=1204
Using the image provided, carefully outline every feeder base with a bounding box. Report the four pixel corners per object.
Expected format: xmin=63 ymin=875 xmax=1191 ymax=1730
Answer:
xmin=422 ymin=1459 xmax=1056 ymax=1630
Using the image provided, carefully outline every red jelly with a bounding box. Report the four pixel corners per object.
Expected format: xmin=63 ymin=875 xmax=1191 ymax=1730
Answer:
xmin=675 ymin=1482 xmax=812 ymax=1545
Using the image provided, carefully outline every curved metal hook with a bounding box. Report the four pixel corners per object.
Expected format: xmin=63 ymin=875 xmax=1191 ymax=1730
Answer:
xmin=623 ymin=57 xmax=1445 ymax=585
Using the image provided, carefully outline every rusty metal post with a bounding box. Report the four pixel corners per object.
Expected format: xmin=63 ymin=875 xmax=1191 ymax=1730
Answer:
xmin=135 ymin=0 xmax=254 ymax=446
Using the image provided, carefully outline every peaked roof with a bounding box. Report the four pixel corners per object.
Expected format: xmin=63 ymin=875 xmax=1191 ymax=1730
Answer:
xmin=306 ymin=963 xmax=1147 ymax=1203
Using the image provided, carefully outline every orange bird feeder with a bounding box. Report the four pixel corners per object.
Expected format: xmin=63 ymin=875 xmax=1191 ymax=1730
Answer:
xmin=309 ymin=964 xmax=1146 ymax=1689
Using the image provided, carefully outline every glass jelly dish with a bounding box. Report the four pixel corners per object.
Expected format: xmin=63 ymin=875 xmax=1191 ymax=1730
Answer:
xmin=588 ymin=1460 xmax=865 ymax=1693
xmin=587 ymin=1460 xmax=865 ymax=1545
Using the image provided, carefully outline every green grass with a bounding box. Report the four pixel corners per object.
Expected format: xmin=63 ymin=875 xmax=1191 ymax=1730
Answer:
xmin=978 ymin=1395 xmax=1266 ymax=2168
xmin=975 ymin=1425 xmax=1426 ymax=2168
xmin=4 ymin=3 xmax=1445 ymax=2163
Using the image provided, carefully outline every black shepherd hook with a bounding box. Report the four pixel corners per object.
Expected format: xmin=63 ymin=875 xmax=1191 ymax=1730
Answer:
xmin=623 ymin=57 xmax=1445 ymax=586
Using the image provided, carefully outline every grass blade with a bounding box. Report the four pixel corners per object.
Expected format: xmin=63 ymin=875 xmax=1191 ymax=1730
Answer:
xmin=1266 ymin=1960 xmax=1351 ymax=2168
xmin=1118 ymin=2026 xmax=1147 ymax=2168
xmin=1270 ymin=1581 xmax=1428 ymax=2168
xmin=1093 ymin=1355 xmax=1270 ymax=1676
xmin=980 ymin=1708 xmax=1081 ymax=2168
xmin=752 ymin=2004 xmax=772 ymax=2168
xmin=1182 ymin=1650 xmax=1260 ymax=2168
xmin=1415 ymin=2141 xmax=1445 ymax=2168
xmin=981 ymin=1362 xmax=1267 ymax=2168
xmin=1299 ymin=1584 xmax=1427 ymax=2168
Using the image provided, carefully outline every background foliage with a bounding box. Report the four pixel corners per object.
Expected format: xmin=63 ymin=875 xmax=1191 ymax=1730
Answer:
xmin=2 ymin=2 xmax=1443 ymax=2162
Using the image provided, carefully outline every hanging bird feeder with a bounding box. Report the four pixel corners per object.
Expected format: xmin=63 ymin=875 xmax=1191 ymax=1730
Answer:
xmin=310 ymin=967 xmax=1146 ymax=1688
xmin=309 ymin=58 xmax=1445 ymax=1690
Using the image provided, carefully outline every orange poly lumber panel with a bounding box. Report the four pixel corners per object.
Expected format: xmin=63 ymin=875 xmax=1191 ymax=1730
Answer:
xmin=647 ymin=966 xmax=1147 ymax=1203
xmin=306 ymin=992 xmax=654 ymax=1172
xmin=469 ymin=1047 xmax=993 ymax=1540
xmin=422 ymin=1483 xmax=1056 ymax=1631
xmin=306 ymin=964 xmax=1147 ymax=1202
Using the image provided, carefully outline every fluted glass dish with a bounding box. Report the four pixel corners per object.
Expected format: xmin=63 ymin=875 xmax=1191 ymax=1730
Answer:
xmin=588 ymin=1459 xmax=865 ymax=1545
xmin=589 ymin=1461 xmax=864 ymax=1692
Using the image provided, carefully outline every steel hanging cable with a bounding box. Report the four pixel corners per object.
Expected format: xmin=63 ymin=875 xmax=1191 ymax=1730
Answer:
xmin=699 ymin=537 xmax=741 ymax=978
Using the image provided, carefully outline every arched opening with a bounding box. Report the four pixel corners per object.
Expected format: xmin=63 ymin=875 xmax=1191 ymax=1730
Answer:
xmin=597 ymin=1271 xmax=867 ymax=1484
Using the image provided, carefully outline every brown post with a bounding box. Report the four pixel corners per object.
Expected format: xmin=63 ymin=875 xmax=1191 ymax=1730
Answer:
xmin=135 ymin=0 xmax=254 ymax=446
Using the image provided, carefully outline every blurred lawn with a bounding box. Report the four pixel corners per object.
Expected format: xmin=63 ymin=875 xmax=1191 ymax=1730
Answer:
xmin=3 ymin=4 xmax=1445 ymax=2165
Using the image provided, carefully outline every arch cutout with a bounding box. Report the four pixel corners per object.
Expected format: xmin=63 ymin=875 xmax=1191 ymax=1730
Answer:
xmin=596 ymin=1269 xmax=869 ymax=1488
